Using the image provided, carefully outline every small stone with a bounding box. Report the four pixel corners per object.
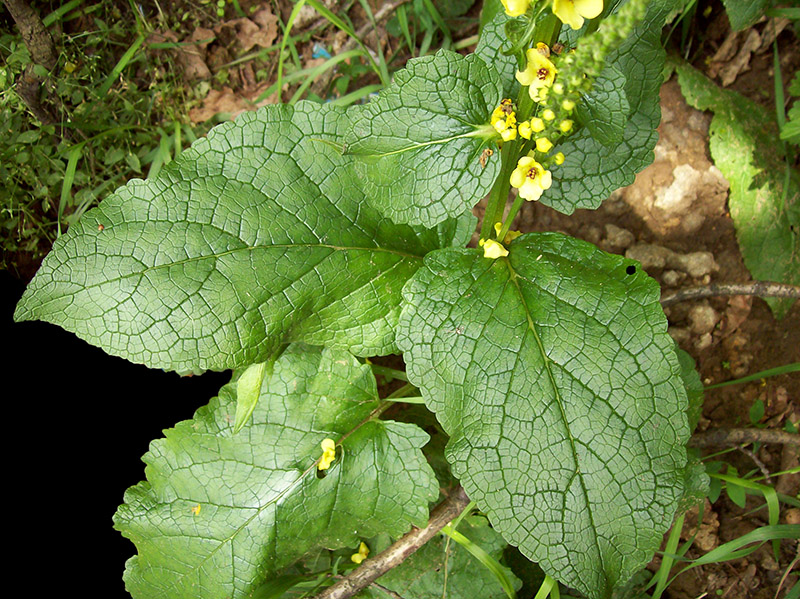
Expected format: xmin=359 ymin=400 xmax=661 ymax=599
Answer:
xmin=668 ymin=327 xmax=690 ymax=345
xmin=785 ymin=508 xmax=800 ymax=525
xmin=689 ymin=303 xmax=720 ymax=335
xmin=604 ymin=224 xmax=635 ymax=249
xmin=625 ymin=244 xmax=672 ymax=270
xmin=662 ymin=270 xmax=684 ymax=287
xmin=675 ymin=251 xmax=719 ymax=278
xmin=695 ymin=332 xmax=713 ymax=351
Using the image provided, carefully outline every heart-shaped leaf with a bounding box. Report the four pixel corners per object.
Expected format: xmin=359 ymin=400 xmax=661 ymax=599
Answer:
xmin=115 ymin=344 xmax=438 ymax=599
xmin=397 ymin=233 xmax=690 ymax=599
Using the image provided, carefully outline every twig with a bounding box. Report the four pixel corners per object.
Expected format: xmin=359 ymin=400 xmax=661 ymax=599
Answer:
xmin=313 ymin=486 xmax=471 ymax=599
xmin=689 ymin=428 xmax=800 ymax=448
xmin=737 ymin=446 xmax=772 ymax=483
xmin=660 ymin=281 xmax=800 ymax=307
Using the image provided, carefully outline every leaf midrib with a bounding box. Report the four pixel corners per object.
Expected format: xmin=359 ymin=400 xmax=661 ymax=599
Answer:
xmin=22 ymin=242 xmax=423 ymax=317
xmin=503 ymin=257 xmax=607 ymax=586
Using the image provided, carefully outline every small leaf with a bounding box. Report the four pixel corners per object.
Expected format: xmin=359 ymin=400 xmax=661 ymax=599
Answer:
xmin=675 ymin=346 xmax=703 ymax=433
xmin=398 ymin=233 xmax=690 ymax=599
xmin=721 ymin=0 xmax=768 ymax=31
xmin=346 ymin=50 xmax=502 ymax=228
xmin=115 ymin=344 xmax=438 ymax=599
xmin=675 ymin=61 xmax=799 ymax=318
xmin=575 ymin=65 xmax=630 ymax=147
xmin=234 ymin=360 xmax=269 ymax=433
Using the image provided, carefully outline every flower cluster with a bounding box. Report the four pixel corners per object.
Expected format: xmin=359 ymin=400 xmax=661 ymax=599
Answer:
xmin=491 ymin=99 xmax=518 ymax=142
xmin=317 ymin=438 xmax=336 ymax=471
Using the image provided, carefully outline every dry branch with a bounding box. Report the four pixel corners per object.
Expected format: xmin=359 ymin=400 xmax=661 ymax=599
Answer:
xmin=312 ymin=486 xmax=471 ymax=599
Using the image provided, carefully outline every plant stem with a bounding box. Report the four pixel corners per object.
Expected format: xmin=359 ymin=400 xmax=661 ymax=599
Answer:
xmin=312 ymin=487 xmax=471 ymax=599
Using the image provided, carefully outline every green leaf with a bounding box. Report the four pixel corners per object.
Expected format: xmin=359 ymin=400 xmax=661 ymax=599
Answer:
xmin=675 ymin=62 xmax=800 ymax=318
xmin=360 ymin=516 xmax=522 ymax=599
xmin=575 ymin=65 xmax=631 ymax=147
xmin=114 ymin=344 xmax=439 ymax=599
xmin=234 ymin=359 xmax=270 ymax=433
xmin=397 ymin=233 xmax=690 ymax=599
xmin=15 ymin=101 xmax=466 ymax=373
xmin=780 ymin=103 xmax=800 ymax=145
xmin=546 ymin=0 xmax=670 ymax=214
xmin=675 ymin=346 xmax=703 ymax=433
xmin=721 ymin=0 xmax=768 ymax=31
xmin=475 ymin=11 xmax=520 ymax=99
xmin=345 ymin=50 xmax=502 ymax=228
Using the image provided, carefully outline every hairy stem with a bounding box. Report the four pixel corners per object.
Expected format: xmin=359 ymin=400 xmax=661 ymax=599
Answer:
xmin=312 ymin=487 xmax=471 ymax=599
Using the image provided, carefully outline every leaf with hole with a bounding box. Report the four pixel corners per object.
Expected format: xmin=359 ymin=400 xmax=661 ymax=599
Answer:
xmin=397 ymin=233 xmax=690 ymax=599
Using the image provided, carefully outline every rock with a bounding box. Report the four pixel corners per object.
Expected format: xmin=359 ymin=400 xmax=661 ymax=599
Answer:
xmin=785 ymin=508 xmax=800 ymax=525
xmin=662 ymin=269 xmax=685 ymax=287
xmin=625 ymin=243 xmax=672 ymax=270
xmin=689 ymin=303 xmax=720 ymax=335
xmin=675 ymin=251 xmax=719 ymax=278
xmin=625 ymin=243 xmax=719 ymax=278
xmin=695 ymin=332 xmax=713 ymax=351
xmin=604 ymin=224 xmax=635 ymax=249
xmin=668 ymin=326 xmax=690 ymax=345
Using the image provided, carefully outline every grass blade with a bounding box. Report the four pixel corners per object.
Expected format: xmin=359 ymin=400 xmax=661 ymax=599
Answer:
xmin=441 ymin=524 xmax=517 ymax=599
xmin=704 ymin=362 xmax=800 ymax=390
xmin=97 ymin=35 xmax=144 ymax=97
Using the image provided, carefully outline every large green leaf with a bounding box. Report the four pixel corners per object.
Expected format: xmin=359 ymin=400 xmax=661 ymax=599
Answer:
xmin=397 ymin=233 xmax=690 ymax=599
xmin=360 ymin=516 xmax=521 ymax=599
xmin=675 ymin=62 xmax=799 ymax=318
xmin=114 ymin=344 xmax=438 ymax=599
xmin=14 ymin=101 xmax=467 ymax=372
xmin=545 ymin=0 xmax=674 ymax=214
xmin=345 ymin=50 xmax=502 ymax=228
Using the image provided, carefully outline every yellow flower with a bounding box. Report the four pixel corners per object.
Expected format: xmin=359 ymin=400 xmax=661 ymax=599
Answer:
xmin=510 ymin=156 xmax=553 ymax=202
xmin=479 ymin=238 xmax=509 ymax=259
xmin=491 ymin=99 xmax=518 ymax=142
xmin=504 ymin=229 xmax=523 ymax=244
xmin=351 ymin=541 xmax=370 ymax=564
xmin=562 ymin=99 xmax=576 ymax=111
xmin=542 ymin=109 xmax=556 ymax=121
xmin=554 ymin=152 xmax=565 ymax=165
xmin=516 ymin=49 xmax=557 ymax=102
xmin=535 ymin=137 xmax=554 ymax=153
xmin=559 ymin=119 xmax=574 ymax=133
xmin=530 ymin=117 xmax=545 ymax=132
xmin=518 ymin=120 xmax=533 ymax=139
xmin=501 ymin=0 xmax=530 ymax=17
xmin=318 ymin=438 xmax=336 ymax=471
xmin=552 ymin=0 xmax=603 ymax=30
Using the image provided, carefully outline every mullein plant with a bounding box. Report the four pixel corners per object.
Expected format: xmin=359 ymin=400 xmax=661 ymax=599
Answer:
xmin=14 ymin=0 xmax=706 ymax=598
